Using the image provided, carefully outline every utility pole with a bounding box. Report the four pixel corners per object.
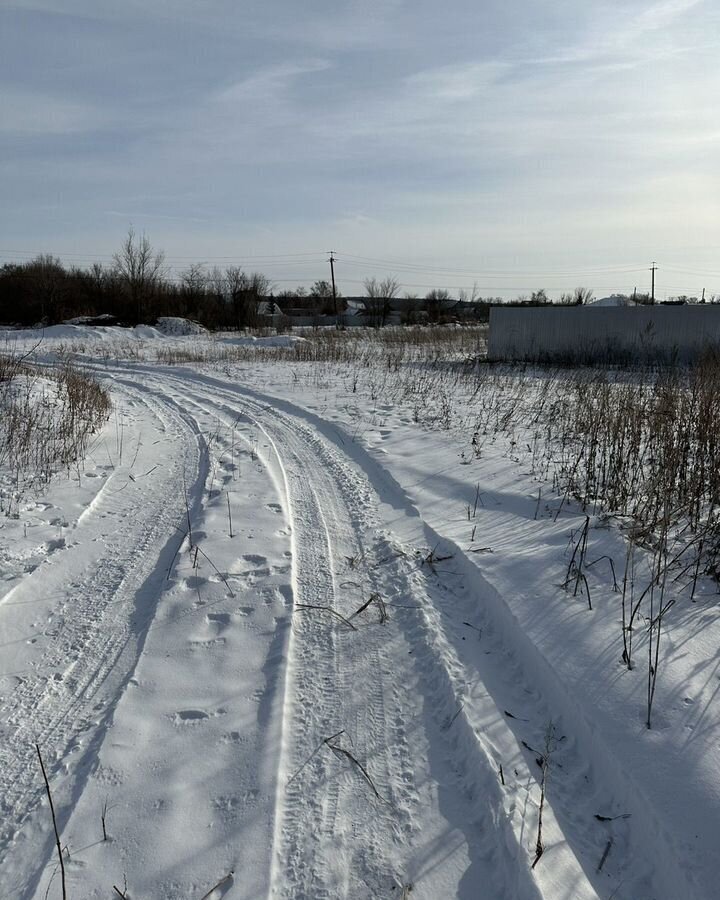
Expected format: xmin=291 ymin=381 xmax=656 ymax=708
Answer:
xmin=328 ymin=251 xmax=338 ymax=325
xmin=650 ymin=262 xmax=658 ymax=304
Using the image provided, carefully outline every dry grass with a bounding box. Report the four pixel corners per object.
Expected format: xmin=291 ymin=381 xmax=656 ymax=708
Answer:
xmin=60 ymin=323 xmax=720 ymax=585
xmin=151 ymin=324 xmax=487 ymax=367
xmin=524 ymin=357 xmax=720 ymax=580
xmin=149 ymin=327 xmax=720 ymax=584
xmin=0 ymin=351 xmax=111 ymax=515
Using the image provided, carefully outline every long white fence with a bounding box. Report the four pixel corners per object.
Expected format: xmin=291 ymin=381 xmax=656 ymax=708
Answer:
xmin=487 ymin=305 xmax=720 ymax=363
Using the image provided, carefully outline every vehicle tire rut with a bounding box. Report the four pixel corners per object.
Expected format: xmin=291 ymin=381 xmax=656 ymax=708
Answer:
xmin=0 ymin=381 xmax=205 ymax=894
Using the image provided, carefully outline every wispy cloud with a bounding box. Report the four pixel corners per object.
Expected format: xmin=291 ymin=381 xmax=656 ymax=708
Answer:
xmin=0 ymin=87 xmax=99 ymax=136
xmin=216 ymin=60 xmax=332 ymax=105
xmin=631 ymin=0 xmax=702 ymax=34
xmin=404 ymin=62 xmax=508 ymax=101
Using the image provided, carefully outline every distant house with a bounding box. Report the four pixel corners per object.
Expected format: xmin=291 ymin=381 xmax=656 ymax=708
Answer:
xmin=343 ymin=298 xmax=367 ymax=325
xmin=255 ymin=300 xmax=283 ymax=327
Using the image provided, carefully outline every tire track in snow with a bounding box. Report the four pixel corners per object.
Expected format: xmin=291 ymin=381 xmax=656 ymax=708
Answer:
xmin=147 ymin=380 xmax=387 ymax=897
xmin=226 ymin=374 xmax=699 ymax=900
xmin=0 ymin=380 xmax=206 ymax=896
xmin=136 ymin=364 xmax=694 ymax=900
xmin=134 ymin=376 xmax=438 ymax=896
xmin=128 ymin=366 xmax=558 ymax=899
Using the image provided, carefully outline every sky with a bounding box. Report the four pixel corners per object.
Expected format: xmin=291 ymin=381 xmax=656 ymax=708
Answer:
xmin=1 ymin=0 xmax=719 ymax=300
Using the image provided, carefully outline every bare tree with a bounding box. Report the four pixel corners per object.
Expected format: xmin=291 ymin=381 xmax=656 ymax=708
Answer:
xmin=457 ymin=282 xmax=480 ymax=304
xmin=89 ymin=262 xmax=107 ymax=289
xmin=397 ymin=292 xmax=420 ymax=325
xmin=24 ymin=255 xmax=66 ymax=323
xmin=246 ymin=271 xmax=273 ymax=297
xmin=364 ymin=276 xmax=400 ymax=327
xmin=573 ymin=286 xmax=594 ymax=305
xmin=308 ymin=279 xmax=339 ymax=320
xmin=224 ymin=268 xmax=273 ymax=329
xmin=207 ymin=265 xmax=227 ymax=299
xmin=180 ymin=263 xmax=207 ymax=294
xmin=112 ymin=228 xmax=165 ymax=322
xmin=425 ymin=288 xmax=452 ymax=323
xmin=224 ymin=266 xmax=245 ymax=301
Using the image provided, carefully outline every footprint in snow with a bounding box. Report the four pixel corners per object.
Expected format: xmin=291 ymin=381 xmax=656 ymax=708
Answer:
xmin=242 ymin=567 xmax=270 ymax=578
xmin=44 ymin=538 xmax=66 ymax=552
xmin=211 ymin=795 xmax=241 ymax=811
xmin=173 ymin=709 xmax=210 ymax=723
xmin=211 ymin=790 xmax=259 ymax=811
xmin=22 ymin=501 xmax=53 ymax=512
xmin=182 ymin=575 xmax=206 ymax=590
xmin=206 ymin=612 xmax=231 ymax=629
xmin=188 ymin=637 xmax=226 ymax=649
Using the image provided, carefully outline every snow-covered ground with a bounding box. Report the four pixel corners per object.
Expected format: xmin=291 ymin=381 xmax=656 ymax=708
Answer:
xmin=0 ymin=325 xmax=717 ymax=899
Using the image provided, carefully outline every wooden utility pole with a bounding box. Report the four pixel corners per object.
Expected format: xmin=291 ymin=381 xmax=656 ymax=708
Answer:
xmin=650 ymin=262 xmax=658 ymax=303
xmin=328 ymin=251 xmax=338 ymax=324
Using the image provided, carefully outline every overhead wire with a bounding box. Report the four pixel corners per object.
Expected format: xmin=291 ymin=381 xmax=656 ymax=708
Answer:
xmin=0 ymin=247 xmax=714 ymax=296
xmin=336 ymin=252 xmax=649 ymax=279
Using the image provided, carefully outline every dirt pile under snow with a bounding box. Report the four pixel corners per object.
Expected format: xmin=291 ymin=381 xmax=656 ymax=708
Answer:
xmin=153 ymin=317 xmax=208 ymax=336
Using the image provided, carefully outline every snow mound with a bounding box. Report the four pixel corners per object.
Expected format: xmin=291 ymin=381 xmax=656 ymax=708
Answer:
xmin=63 ymin=314 xmax=118 ymax=326
xmin=154 ymin=317 xmax=207 ymax=336
xmin=131 ymin=325 xmax=162 ymax=338
xmin=5 ymin=324 xmax=99 ymax=339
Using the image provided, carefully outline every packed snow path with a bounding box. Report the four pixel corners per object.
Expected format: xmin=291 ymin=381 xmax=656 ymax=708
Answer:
xmin=0 ymin=363 xmax=701 ymax=899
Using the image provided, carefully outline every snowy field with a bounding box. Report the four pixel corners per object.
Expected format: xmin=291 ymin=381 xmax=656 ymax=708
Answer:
xmin=0 ymin=322 xmax=718 ymax=900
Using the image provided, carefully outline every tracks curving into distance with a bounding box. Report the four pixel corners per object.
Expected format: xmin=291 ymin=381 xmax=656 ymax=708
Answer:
xmin=108 ymin=363 xmax=682 ymax=900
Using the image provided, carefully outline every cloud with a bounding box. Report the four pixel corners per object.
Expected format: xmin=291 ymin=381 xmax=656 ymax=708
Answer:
xmin=215 ymin=60 xmax=332 ymax=105
xmin=0 ymin=87 xmax=99 ymax=136
xmin=631 ymin=0 xmax=702 ymax=33
xmin=404 ymin=62 xmax=509 ymax=101
xmin=519 ymin=0 xmax=707 ymax=70
xmin=1 ymin=0 xmax=718 ymax=299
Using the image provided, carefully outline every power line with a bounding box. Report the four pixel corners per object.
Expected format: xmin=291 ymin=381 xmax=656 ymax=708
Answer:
xmin=664 ymin=263 xmax=720 ymax=278
xmin=336 ymin=253 xmax=649 ymax=278
xmin=0 ymin=269 xmax=705 ymax=296
xmin=0 ymin=247 xmax=670 ymax=280
xmin=336 ymin=259 xmax=651 ymax=282
xmin=0 ymin=249 xmax=715 ymax=296
xmin=0 ymin=248 xmax=327 ymax=261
